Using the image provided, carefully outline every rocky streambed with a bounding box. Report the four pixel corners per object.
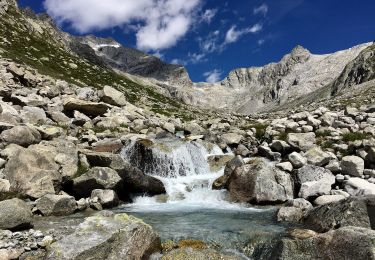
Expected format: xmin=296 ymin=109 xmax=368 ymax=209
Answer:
xmin=1 ymin=59 xmax=375 ymax=259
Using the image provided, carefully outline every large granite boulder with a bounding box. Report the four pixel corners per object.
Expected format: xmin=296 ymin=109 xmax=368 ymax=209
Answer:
xmin=72 ymin=167 xmax=122 ymax=198
xmin=0 ymin=125 xmax=41 ymax=147
xmin=36 ymin=194 xmax=77 ymax=216
xmin=304 ymin=197 xmax=372 ymax=232
xmin=0 ymin=198 xmax=32 ymax=231
xmin=3 ymin=145 xmax=61 ymax=199
xmin=294 ymin=165 xmax=335 ymax=199
xmin=271 ymin=227 xmax=375 ymax=260
xmin=117 ymin=162 xmax=166 ymax=196
xmin=46 ymin=213 xmax=161 ymax=260
xmin=227 ymin=158 xmax=293 ymax=204
xmin=82 ymin=151 xmax=165 ymax=196
xmin=101 ymin=85 xmax=126 ymax=106
xmin=63 ymin=98 xmax=111 ymax=117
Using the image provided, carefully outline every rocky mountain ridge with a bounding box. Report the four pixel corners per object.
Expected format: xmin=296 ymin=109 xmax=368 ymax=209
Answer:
xmin=4 ymin=0 xmax=374 ymax=116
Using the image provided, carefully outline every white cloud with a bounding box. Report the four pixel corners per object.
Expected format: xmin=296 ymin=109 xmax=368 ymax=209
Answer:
xmin=199 ymin=30 xmax=221 ymax=53
xmin=201 ymin=9 xmax=217 ymax=23
xmin=258 ymin=39 xmax=265 ymax=46
xmin=171 ymin=58 xmax=187 ymax=66
xmin=189 ymin=52 xmax=206 ymax=64
xmin=224 ymin=23 xmax=262 ymax=44
xmin=204 ymin=69 xmax=222 ymax=83
xmin=253 ymin=3 xmax=268 ymax=16
xmin=43 ymin=0 xmax=201 ymax=51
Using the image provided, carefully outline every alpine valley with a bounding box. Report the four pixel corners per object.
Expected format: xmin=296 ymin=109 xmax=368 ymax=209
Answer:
xmin=0 ymin=0 xmax=375 ymax=259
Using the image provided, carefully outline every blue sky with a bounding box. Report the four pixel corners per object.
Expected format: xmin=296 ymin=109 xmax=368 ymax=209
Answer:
xmin=18 ymin=0 xmax=375 ymax=82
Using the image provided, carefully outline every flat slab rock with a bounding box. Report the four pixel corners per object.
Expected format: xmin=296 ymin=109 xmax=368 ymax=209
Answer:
xmin=46 ymin=213 xmax=161 ymax=260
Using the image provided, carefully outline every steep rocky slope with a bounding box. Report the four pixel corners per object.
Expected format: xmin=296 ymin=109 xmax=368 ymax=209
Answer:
xmin=185 ymin=43 xmax=373 ymax=114
xmin=0 ymin=0 xmax=204 ymax=120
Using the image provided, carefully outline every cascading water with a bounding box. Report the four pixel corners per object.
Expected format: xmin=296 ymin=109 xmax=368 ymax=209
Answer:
xmin=116 ymin=138 xmax=290 ymax=257
xmin=121 ymin=139 xmax=235 ymax=209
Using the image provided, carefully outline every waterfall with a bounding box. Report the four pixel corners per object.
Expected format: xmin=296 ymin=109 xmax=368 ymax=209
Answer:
xmin=121 ymin=138 xmax=239 ymax=209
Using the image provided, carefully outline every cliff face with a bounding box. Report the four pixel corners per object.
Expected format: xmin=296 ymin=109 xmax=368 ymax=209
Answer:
xmin=331 ymin=44 xmax=375 ymax=95
xmin=173 ymin=43 xmax=371 ymax=114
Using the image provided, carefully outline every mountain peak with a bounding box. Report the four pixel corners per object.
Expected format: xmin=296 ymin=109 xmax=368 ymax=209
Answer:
xmin=290 ymin=45 xmax=311 ymax=60
xmin=0 ymin=0 xmax=17 ymax=14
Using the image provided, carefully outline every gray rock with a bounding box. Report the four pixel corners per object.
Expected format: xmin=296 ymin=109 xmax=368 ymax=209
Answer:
xmin=46 ymin=213 xmax=161 ymax=260
xmin=212 ymin=155 xmax=244 ymax=190
xmin=313 ymin=194 xmax=346 ymax=205
xmin=91 ymin=189 xmax=119 ymax=208
xmin=0 ymin=199 xmax=32 ymax=231
xmin=162 ymin=248 xmax=242 ymax=260
xmin=72 ymin=167 xmax=122 ymax=198
xmin=277 ymin=198 xmax=313 ymax=222
xmin=295 ymin=165 xmax=335 ymax=199
xmin=3 ymin=145 xmax=61 ymax=199
xmin=0 ymin=125 xmax=41 ymax=147
xmin=19 ymin=106 xmax=47 ymax=124
xmin=304 ymin=197 xmax=371 ymax=232
xmin=0 ymin=179 xmax=10 ymax=192
xmin=305 ymin=147 xmax=335 ymax=166
xmin=36 ymin=194 xmax=77 ymax=216
xmin=325 ymin=160 xmax=341 ymax=173
xmin=270 ymin=140 xmax=291 ymax=154
xmin=288 ymin=152 xmax=307 ymax=168
xmin=220 ymin=133 xmax=243 ymax=145
xmin=183 ymin=122 xmax=205 ymax=135
xmin=287 ymin=132 xmax=316 ymax=152
xmin=341 ymin=155 xmax=365 ymax=177
xmin=276 ymin=162 xmax=293 ymax=172
xmin=272 ymin=227 xmax=375 ymax=260
xmin=63 ymin=98 xmax=111 ymax=117
xmin=227 ymin=158 xmax=293 ymax=204
xmin=101 ymin=85 xmax=126 ymax=106
xmin=344 ymin=177 xmax=375 ymax=196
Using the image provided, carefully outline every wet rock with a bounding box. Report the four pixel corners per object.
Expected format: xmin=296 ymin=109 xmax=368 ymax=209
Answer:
xmin=0 ymin=199 xmax=32 ymax=231
xmin=91 ymin=189 xmax=119 ymax=208
xmin=212 ymin=155 xmax=244 ymax=190
xmin=72 ymin=167 xmax=122 ymax=198
xmin=46 ymin=213 xmax=161 ymax=260
xmin=117 ymin=162 xmax=166 ymax=196
xmin=36 ymin=194 xmax=77 ymax=216
xmin=0 ymin=125 xmax=41 ymax=147
xmin=162 ymin=248 xmax=242 ymax=260
xmin=304 ymin=197 xmax=371 ymax=232
xmin=273 ymin=227 xmax=375 ymax=260
xmin=227 ymin=158 xmax=293 ymax=204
